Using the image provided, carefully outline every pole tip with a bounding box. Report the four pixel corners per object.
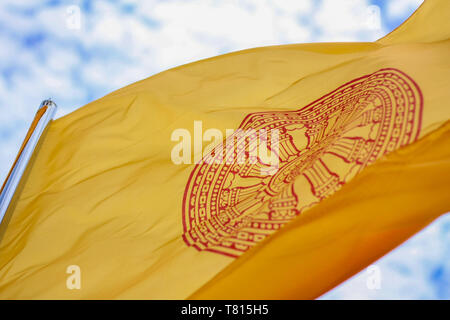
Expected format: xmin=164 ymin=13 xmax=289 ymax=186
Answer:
xmin=39 ymin=99 xmax=57 ymax=110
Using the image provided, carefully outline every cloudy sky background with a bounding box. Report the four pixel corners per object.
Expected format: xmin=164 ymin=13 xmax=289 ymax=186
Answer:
xmin=0 ymin=0 xmax=448 ymax=299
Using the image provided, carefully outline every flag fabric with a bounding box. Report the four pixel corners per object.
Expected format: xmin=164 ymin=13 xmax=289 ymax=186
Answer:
xmin=0 ymin=0 xmax=449 ymax=299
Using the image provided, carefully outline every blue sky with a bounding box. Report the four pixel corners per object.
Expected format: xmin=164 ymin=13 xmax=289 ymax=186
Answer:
xmin=0 ymin=0 xmax=448 ymax=299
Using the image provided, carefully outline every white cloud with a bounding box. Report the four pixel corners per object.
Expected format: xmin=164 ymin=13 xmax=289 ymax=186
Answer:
xmin=314 ymin=0 xmax=386 ymax=41
xmin=387 ymin=0 xmax=424 ymax=19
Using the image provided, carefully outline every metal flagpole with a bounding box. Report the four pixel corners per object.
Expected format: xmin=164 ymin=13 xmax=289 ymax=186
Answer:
xmin=0 ymin=99 xmax=58 ymax=224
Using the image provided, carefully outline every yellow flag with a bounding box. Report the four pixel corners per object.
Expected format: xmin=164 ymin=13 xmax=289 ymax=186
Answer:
xmin=0 ymin=0 xmax=449 ymax=299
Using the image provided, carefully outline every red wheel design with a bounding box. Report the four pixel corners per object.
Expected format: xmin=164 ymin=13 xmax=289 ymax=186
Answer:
xmin=182 ymin=68 xmax=423 ymax=257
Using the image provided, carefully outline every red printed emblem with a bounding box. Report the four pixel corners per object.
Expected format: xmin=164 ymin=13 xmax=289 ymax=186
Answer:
xmin=182 ymin=68 xmax=423 ymax=257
